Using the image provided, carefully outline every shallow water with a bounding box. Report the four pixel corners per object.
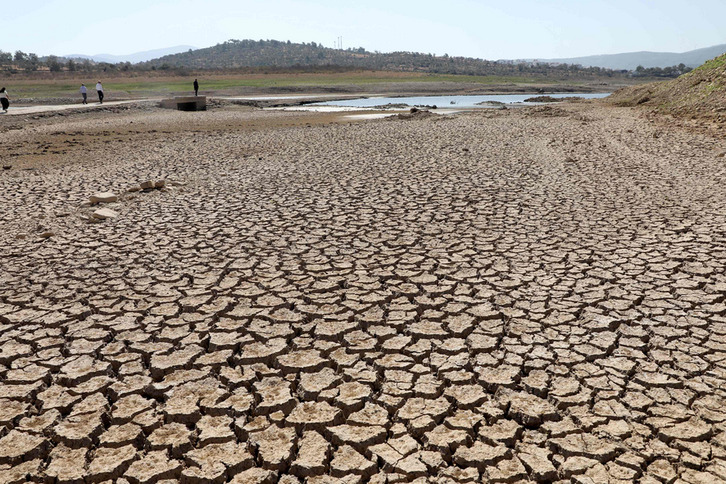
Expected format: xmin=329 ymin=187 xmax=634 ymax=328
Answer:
xmin=315 ymin=93 xmax=610 ymax=109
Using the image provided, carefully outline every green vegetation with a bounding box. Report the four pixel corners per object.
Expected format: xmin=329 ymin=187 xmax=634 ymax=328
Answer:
xmin=691 ymin=53 xmax=726 ymax=74
xmin=607 ymin=53 xmax=725 ymax=124
xmin=633 ymin=64 xmax=692 ymax=78
xmin=6 ymin=71 xmax=561 ymax=99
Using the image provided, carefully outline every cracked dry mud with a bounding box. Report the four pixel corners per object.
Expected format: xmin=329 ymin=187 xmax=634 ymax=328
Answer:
xmin=2 ymin=102 xmax=726 ymax=483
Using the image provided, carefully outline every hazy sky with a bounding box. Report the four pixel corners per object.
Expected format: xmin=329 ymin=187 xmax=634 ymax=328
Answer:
xmin=3 ymin=0 xmax=726 ymax=59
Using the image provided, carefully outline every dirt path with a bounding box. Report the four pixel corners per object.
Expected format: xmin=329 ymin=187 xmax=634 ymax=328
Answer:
xmin=1 ymin=103 xmax=726 ymax=482
xmin=2 ymin=100 xmax=148 ymax=116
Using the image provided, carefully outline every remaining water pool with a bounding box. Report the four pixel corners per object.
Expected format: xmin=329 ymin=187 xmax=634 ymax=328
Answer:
xmin=314 ymin=93 xmax=610 ymax=109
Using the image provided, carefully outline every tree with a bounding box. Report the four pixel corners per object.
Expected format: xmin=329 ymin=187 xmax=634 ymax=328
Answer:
xmin=14 ymin=50 xmax=27 ymax=63
xmin=47 ymin=55 xmax=63 ymax=72
xmin=0 ymin=50 xmax=12 ymax=66
xmin=26 ymin=53 xmax=39 ymax=71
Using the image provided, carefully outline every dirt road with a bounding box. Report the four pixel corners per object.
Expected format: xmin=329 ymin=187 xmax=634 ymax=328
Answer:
xmin=1 ymin=102 xmax=726 ymax=482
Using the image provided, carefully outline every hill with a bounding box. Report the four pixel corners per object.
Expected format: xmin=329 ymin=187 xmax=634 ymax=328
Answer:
xmin=608 ymin=53 xmax=726 ymax=126
xmin=66 ymin=45 xmax=196 ymax=64
xmin=529 ymin=44 xmax=726 ymax=70
xmin=140 ymin=39 xmax=623 ymax=79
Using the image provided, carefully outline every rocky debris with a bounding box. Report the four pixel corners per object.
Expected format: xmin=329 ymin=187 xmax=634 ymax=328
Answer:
xmin=91 ymin=207 xmax=118 ymax=219
xmin=89 ymin=191 xmax=118 ymax=204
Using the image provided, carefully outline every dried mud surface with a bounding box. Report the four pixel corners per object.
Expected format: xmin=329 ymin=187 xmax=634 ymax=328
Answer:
xmin=2 ymin=103 xmax=726 ymax=483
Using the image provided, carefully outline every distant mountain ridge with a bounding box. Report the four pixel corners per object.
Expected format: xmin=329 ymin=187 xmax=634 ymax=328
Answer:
xmin=524 ymin=44 xmax=726 ymax=70
xmin=66 ymin=45 xmax=196 ymax=64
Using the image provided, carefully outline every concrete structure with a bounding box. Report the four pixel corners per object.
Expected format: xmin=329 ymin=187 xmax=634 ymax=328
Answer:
xmin=160 ymin=96 xmax=206 ymax=111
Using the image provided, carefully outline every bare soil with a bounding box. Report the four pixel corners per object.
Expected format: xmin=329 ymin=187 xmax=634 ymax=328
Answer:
xmin=1 ymin=101 xmax=726 ymax=482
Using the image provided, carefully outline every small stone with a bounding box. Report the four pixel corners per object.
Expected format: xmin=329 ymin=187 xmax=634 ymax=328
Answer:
xmin=140 ymin=181 xmax=154 ymax=189
xmin=154 ymin=180 xmax=166 ymax=188
xmin=90 ymin=191 xmax=118 ymax=204
xmin=92 ymin=208 xmax=118 ymax=219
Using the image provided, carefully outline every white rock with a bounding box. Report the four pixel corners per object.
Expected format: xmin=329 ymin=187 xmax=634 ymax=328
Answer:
xmin=92 ymin=208 xmax=118 ymax=220
xmin=90 ymin=192 xmax=118 ymax=204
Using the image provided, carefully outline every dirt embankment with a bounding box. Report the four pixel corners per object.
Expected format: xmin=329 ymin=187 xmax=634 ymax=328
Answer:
xmin=607 ymin=53 xmax=726 ymax=132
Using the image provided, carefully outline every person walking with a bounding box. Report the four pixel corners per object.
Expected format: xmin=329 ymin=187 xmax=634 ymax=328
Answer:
xmin=80 ymin=84 xmax=88 ymax=104
xmin=0 ymin=87 xmax=9 ymax=113
xmin=193 ymin=78 xmax=199 ymax=97
xmin=96 ymin=81 xmax=104 ymax=104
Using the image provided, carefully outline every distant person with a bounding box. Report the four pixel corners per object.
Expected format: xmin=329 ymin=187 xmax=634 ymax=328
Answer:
xmin=0 ymin=87 xmax=9 ymax=113
xmin=193 ymin=79 xmax=199 ymax=96
xmin=96 ymin=81 xmax=104 ymax=104
xmin=80 ymin=84 xmax=88 ymax=104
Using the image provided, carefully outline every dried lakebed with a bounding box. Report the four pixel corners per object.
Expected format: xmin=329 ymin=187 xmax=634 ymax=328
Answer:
xmin=1 ymin=103 xmax=726 ymax=483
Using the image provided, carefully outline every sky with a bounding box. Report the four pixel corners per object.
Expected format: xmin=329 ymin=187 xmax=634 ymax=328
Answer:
xmin=3 ymin=0 xmax=726 ymax=60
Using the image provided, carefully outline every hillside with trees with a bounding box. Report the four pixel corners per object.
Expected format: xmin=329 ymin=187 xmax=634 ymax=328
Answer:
xmin=140 ymin=39 xmax=623 ymax=79
xmin=0 ymin=40 xmax=694 ymax=80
